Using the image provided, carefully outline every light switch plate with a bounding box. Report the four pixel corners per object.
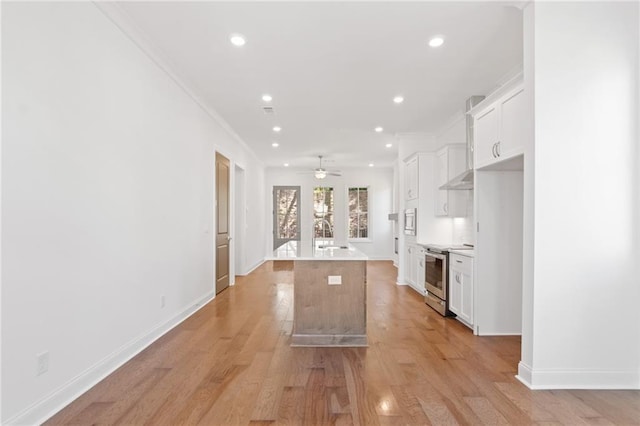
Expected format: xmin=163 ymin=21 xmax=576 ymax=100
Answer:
xmin=328 ymin=275 xmax=342 ymax=285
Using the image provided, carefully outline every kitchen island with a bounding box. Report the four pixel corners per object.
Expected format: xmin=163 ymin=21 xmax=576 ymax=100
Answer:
xmin=271 ymin=241 xmax=368 ymax=347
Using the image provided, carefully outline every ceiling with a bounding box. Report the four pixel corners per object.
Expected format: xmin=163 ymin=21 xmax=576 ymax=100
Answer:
xmin=116 ymin=1 xmax=523 ymax=169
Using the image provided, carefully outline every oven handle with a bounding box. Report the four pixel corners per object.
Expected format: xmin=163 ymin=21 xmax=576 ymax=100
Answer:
xmin=425 ymin=251 xmax=447 ymax=261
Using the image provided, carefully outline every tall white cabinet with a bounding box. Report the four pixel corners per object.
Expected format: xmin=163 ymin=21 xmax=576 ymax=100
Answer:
xmin=403 ymin=153 xmax=452 ymax=245
xmin=472 ymin=78 xmax=527 ymax=336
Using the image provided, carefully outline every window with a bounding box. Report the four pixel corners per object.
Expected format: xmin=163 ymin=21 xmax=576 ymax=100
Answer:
xmin=348 ymin=187 xmax=369 ymax=239
xmin=313 ymin=187 xmax=334 ymax=238
xmin=273 ymin=186 xmax=300 ymax=249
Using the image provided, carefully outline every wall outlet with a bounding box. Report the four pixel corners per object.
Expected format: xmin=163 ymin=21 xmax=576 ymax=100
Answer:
xmin=36 ymin=351 xmax=49 ymax=376
xmin=328 ymin=275 xmax=342 ymax=285
xmin=161 ymin=295 xmax=166 ymax=308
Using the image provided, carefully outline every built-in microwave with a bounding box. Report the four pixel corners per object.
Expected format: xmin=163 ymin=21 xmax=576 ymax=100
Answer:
xmin=404 ymin=208 xmax=416 ymax=235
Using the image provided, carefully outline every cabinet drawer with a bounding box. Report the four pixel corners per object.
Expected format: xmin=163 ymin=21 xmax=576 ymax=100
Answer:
xmin=450 ymin=254 xmax=472 ymax=274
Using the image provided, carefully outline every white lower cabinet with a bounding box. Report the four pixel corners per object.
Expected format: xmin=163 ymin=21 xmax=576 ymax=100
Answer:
xmin=415 ymin=247 xmax=426 ymax=295
xmin=405 ymin=244 xmax=426 ymax=295
xmin=449 ymin=253 xmax=474 ymax=328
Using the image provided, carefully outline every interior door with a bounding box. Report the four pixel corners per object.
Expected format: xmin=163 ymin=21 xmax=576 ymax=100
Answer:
xmin=216 ymin=152 xmax=230 ymax=294
xmin=273 ymin=186 xmax=300 ymax=249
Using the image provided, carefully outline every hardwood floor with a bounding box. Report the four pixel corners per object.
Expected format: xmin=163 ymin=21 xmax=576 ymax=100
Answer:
xmin=47 ymin=261 xmax=640 ymax=425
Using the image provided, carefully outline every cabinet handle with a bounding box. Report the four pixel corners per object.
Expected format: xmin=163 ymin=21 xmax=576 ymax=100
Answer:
xmin=444 ymin=202 xmax=448 ymax=213
xmin=420 ymin=260 xmax=424 ymax=267
xmin=496 ymin=141 xmax=501 ymax=157
xmin=492 ymin=143 xmax=497 ymax=158
xmin=455 ymin=273 xmax=461 ymax=284
xmin=456 ymin=259 xmax=462 ymax=263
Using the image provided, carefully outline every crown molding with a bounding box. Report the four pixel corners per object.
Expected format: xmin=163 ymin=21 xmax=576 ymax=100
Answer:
xmin=92 ymin=2 xmax=263 ymax=165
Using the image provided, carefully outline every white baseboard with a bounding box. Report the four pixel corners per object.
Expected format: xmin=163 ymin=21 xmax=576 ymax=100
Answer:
xmin=407 ymin=282 xmax=426 ymax=296
xmin=517 ymin=361 xmax=640 ymax=389
xmin=237 ymin=258 xmax=265 ymax=276
xmin=6 ymin=291 xmax=215 ymax=426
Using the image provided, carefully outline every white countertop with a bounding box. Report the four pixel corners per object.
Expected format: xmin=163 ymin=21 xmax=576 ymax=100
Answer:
xmin=269 ymin=240 xmax=368 ymax=261
xmin=448 ymin=249 xmax=475 ymax=258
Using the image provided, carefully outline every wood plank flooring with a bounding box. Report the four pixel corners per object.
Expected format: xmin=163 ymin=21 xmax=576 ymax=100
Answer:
xmin=46 ymin=261 xmax=640 ymax=425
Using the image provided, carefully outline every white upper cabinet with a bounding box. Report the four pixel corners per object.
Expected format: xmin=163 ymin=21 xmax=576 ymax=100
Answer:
xmin=474 ymin=105 xmax=499 ymax=168
xmin=405 ymin=156 xmax=418 ymax=201
xmin=499 ymin=86 xmax=527 ymax=159
xmin=435 ymin=145 xmax=467 ymax=217
xmin=474 ymin=84 xmax=526 ymax=170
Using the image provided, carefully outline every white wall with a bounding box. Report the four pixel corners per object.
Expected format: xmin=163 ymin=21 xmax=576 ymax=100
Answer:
xmin=265 ymin=168 xmax=394 ymax=260
xmin=520 ymin=1 xmax=640 ymax=389
xmin=1 ymin=2 xmax=265 ymax=423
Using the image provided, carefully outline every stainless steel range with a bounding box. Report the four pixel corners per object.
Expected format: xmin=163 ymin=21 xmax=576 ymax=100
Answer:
xmin=424 ymin=244 xmax=473 ymax=316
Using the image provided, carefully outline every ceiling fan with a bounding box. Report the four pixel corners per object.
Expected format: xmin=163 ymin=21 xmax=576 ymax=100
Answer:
xmin=299 ymin=155 xmax=342 ymax=179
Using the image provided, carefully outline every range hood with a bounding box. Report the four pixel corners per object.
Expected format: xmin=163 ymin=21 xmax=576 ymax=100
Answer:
xmin=439 ymin=95 xmax=485 ymax=190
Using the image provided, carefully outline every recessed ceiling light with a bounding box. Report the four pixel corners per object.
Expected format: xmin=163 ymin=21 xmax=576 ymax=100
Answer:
xmin=262 ymin=94 xmax=272 ymax=102
xmin=393 ymin=96 xmax=404 ymax=104
xmin=273 ymin=126 xmax=281 ymax=132
xmin=230 ymin=34 xmax=246 ymax=47
xmin=284 ymin=163 xmax=289 ymax=167
xmin=429 ymin=36 xmax=445 ymax=48
xmin=369 ymin=163 xmax=374 ymax=167
xmin=374 ymin=127 xmax=383 ymax=133
xmin=385 ymin=143 xmax=393 ymax=148
xmin=271 ymin=142 xmax=279 ymax=147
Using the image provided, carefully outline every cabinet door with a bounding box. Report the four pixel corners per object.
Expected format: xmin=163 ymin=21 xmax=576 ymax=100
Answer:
xmin=405 ymin=157 xmax=418 ymax=200
xmin=449 ymin=266 xmax=462 ymax=315
xmin=405 ymin=245 xmax=415 ymax=285
xmin=460 ymin=267 xmax=473 ymax=324
xmin=499 ymin=87 xmax=526 ymax=160
xmin=415 ymin=249 xmax=425 ymax=293
xmin=474 ymin=105 xmax=499 ymax=169
xmin=435 ymin=150 xmax=448 ymax=216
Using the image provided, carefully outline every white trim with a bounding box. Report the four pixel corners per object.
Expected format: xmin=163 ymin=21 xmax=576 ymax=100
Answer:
xmin=516 ymin=361 xmax=533 ymax=388
xmin=476 ymin=331 xmax=522 ymax=336
xmin=238 ymin=259 xmax=266 ymax=276
xmin=5 ymin=291 xmax=216 ymax=426
xmin=407 ymin=282 xmax=426 ymax=296
xmin=517 ymin=362 xmax=640 ymax=390
xmin=0 ymin=2 xmax=3 ymax=422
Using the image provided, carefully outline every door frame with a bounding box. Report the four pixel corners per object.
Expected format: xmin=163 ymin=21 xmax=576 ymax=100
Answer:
xmin=215 ymin=151 xmax=231 ymax=294
xmin=233 ymin=163 xmax=246 ymax=277
xmin=214 ymin=149 xmax=243 ymax=294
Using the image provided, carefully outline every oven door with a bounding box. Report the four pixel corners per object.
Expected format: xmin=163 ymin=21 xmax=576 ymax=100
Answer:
xmin=425 ymin=251 xmax=447 ymax=300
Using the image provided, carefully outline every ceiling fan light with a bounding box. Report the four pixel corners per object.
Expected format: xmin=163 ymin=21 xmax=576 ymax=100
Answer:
xmin=315 ymin=169 xmax=327 ymax=179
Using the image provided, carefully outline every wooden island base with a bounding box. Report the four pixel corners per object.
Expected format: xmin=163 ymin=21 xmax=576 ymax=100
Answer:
xmin=292 ymin=260 xmax=367 ymax=347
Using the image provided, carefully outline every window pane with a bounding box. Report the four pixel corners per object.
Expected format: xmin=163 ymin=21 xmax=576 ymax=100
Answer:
xmin=348 ymin=187 xmax=369 ymax=239
xmin=314 ymin=187 xmax=334 ymax=238
xmin=276 ymin=188 xmax=298 ymax=239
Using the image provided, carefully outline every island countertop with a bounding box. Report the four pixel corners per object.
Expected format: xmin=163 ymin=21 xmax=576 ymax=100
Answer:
xmin=269 ymin=240 xmax=368 ymax=261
